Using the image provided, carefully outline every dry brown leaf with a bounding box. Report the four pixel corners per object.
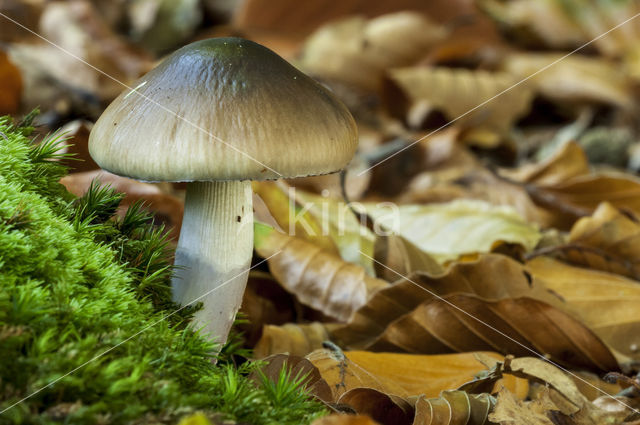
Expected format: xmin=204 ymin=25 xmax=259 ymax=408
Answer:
xmin=343 ymin=351 xmax=527 ymax=399
xmin=414 ymin=391 xmax=495 ymax=425
xmin=490 ymin=386 xmax=629 ymax=425
xmin=332 ymin=254 xmax=560 ymax=347
xmin=500 ymin=53 xmax=635 ymax=110
xmin=299 ymin=12 xmax=446 ymax=91
xmin=489 ymin=388 xmax=558 ymax=425
xmin=385 ymin=66 xmax=533 ymax=133
xmin=480 ymin=0 xmax=640 ymax=71
xmin=310 ymin=415 xmax=382 ymax=425
xmin=35 ymin=0 xmax=151 ymax=101
xmin=502 ymin=142 xmax=589 ymax=187
xmin=360 ymin=294 xmax=617 ymax=371
xmin=570 ymin=371 xmax=622 ymax=402
xmin=253 ymin=322 xmax=331 ymax=359
xmin=307 ymin=347 xmax=409 ymax=400
xmin=338 ymin=388 xmax=413 ymax=425
xmin=307 ymin=348 xmax=527 ymax=402
xmin=565 ymin=202 xmax=640 ymax=280
xmin=0 ymin=50 xmax=22 ymax=115
xmin=503 ymin=142 xmax=640 ymax=228
xmin=254 ymin=223 xmax=389 ymax=322
xmin=527 ymin=256 xmax=640 ymax=360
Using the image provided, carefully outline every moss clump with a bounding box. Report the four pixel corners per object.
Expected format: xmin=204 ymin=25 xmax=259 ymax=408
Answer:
xmin=0 ymin=115 xmax=324 ymax=424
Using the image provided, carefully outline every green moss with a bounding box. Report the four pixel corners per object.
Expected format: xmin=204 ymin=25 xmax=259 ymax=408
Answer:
xmin=0 ymin=116 xmax=325 ymax=424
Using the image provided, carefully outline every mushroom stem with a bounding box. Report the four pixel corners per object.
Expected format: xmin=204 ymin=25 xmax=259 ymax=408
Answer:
xmin=172 ymin=180 xmax=253 ymax=346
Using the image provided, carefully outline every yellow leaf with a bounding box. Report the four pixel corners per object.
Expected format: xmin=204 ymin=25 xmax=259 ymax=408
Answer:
xmin=364 ymin=200 xmax=541 ymax=263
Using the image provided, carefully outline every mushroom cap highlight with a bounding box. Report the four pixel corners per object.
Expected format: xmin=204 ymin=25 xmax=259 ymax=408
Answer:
xmin=88 ymin=37 xmax=358 ymax=182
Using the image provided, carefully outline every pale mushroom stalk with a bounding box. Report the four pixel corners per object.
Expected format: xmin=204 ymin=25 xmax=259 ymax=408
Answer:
xmin=172 ymin=180 xmax=253 ymax=343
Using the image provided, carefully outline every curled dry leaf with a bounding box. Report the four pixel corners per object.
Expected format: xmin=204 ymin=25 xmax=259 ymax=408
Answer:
xmin=385 ymin=66 xmax=533 ymax=133
xmin=527 ymin=256 xmax=640 ymax=360
xmin=307 ymin=348 xmax=527 ymax=401
xmin=414 ymin=391 xmax=495 ymax=425
xmin=300 ymin=12 xmax=446 ymax=91
xmin=253 ymin=322 xmax=332 ymax=359
xmin=253 ymin=223 xmax=389 ymax=322
xmin=364 ymin=202 xmax=541 ymax=264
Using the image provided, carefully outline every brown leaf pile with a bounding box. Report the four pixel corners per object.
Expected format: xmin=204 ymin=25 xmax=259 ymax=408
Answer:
xmin=6 ymin=1 xmax=640 ymax=424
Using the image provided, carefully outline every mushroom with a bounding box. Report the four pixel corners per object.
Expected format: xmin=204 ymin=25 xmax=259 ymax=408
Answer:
xmin=88 ymin=38 xmax=358 ymax=344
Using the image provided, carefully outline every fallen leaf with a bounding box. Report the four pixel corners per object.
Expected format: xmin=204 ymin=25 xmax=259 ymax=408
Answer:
xmin=253 ymin=322 xmax=331 ymax=359
xmin=527 ymin=256 xmax=640 ymax=360
xmin=489 ymin=387 xmax=558 ymax=425
xmin=333 ymin=254 xmax=559 ymax=348
xmin=300 ymin=12 xmax=446 ymax=91
xmin=502 ymin=142 xmax=589 ymax=187
xmin=364 ymin=201 xmax=541 ymax=264
xmin=307 ymin=347 xmax=408 ymax=400
xmin=127 ymin=0 xmax=202 ymax=53
xmin=373 ymin=295 xmax=617 ymax=371
xmin=373 ymin=233 xmax=444 ymax=281
xmin=413 ymin=391 xmax=495 ymax=425
xmin=385 ymin=66 xmax=533 ymax=133
xmin=500 ymin=53 xmax=635 ymax=110
xmin=254 ymin=223 xmax=389 ymax=322
xmin=338 ymin=388 xmax=413 ymax=425
xmin=307 ymin=348 xmax=528 ymax=401
xmin=566 ymin=202 xmax=640 ymax=280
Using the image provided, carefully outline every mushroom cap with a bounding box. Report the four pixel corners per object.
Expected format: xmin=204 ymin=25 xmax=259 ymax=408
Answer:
xmin=89 ymin=37 xmax=358 ymax=182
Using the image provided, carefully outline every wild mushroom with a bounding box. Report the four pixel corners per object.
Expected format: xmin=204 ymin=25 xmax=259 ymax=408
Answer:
xmin=88 ymin=38 xmax=357 ymax=344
